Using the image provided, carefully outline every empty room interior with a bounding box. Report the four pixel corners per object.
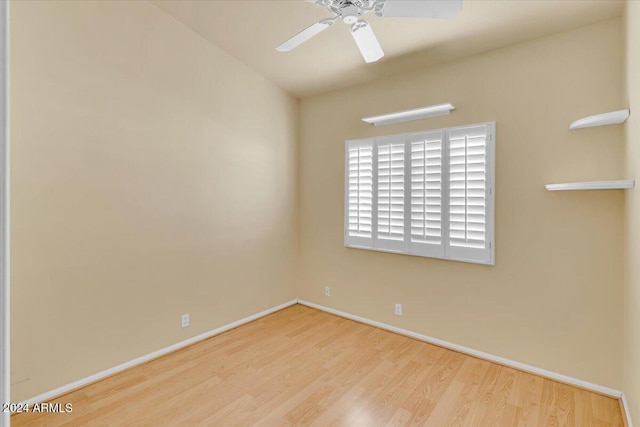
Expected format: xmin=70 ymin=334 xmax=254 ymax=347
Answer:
xmin=3 ymin=0 xmax=640 ymax=425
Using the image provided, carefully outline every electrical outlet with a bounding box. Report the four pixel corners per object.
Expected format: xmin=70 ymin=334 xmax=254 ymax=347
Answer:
xmin=324 ymin=286 xmax=331 ymax=297
xmin=181 ymin=314 xmax=189 ymax=328
xmin=395 ymin=304 xmax=402 ymax=316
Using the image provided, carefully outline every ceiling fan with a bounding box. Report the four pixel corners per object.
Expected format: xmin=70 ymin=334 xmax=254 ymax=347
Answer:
xmin=276 ymin=0 xmax=463 ymax=63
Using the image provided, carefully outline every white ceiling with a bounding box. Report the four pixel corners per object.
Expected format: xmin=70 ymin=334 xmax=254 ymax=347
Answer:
xmin=152 ymin=0 xmax=624 ymax=98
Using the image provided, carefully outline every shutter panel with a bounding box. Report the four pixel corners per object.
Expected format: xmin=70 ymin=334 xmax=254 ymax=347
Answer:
xmin=407 ymin=131 xmax=444 ymax=257
xmin=376 ymin=138 xmax=405 ymax=251
xmin=344 ymin=140 xmax=374 ymax=248
xmin=446 ymin=124 xmax=493 ymax=263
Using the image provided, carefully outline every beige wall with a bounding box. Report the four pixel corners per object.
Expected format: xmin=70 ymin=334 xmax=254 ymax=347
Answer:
xmin=299 ymin=18 xmax=625 ymax=389
xmin=10 ymin=1 xmax=298 ymax=401
xmin=624 ymin=0 xmax=640 ymax=422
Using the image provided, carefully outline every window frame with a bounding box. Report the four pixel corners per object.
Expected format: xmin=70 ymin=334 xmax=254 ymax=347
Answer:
xmin=344 ymin=121 xmax=495 ymax=265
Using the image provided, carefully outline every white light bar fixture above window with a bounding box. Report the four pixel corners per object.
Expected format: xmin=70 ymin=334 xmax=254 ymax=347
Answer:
xmin=362 ymin=103 xmax=455 ymax=126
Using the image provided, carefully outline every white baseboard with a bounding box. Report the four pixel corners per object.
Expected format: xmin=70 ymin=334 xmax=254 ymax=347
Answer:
xmin=622 ymin=392 xmax=635 ymax=427
xmin=19 ymin=299 xmax=298 ymax=405
xmin=297 ymin=299 xmax=624 ymax=399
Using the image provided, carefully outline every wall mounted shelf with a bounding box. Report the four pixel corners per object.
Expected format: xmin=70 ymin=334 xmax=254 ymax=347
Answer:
xmin=545 ymin=180 xmax=635 ymax=191
xmin=569 ymin=109 xmax=630 ymax=130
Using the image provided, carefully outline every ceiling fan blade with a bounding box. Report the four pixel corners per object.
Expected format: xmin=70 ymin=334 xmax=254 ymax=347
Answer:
xmin=276 ymin=18 xmax=335 ymax=52
xmin=381 ymin=0 xmax=462 ymax=19
xmin=350 ymin=21 xmax=384 ymax=63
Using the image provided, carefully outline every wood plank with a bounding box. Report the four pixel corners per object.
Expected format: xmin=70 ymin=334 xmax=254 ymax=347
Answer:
xmin=515 ymin=371 xmax=545 ymax=427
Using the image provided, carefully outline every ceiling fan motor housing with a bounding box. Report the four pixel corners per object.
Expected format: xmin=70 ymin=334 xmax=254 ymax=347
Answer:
xmin=341 ymin=4 xmax=361 ymax=24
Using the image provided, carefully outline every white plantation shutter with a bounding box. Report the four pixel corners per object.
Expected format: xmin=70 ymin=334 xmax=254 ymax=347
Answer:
xmin=376 ymin=138 xmax=405 ymax=251
xmin=408 ymin=131 xmax=445 ymax=257
xmin=344 ymin=122 xmax=494 ymax=265
xmin=446 ymin=124 xmax=494 ymax=263
xmin=345 ymin=140 xmax=374 ymax=247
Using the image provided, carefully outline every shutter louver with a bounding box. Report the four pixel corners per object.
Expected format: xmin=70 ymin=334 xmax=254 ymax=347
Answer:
xmin=345 ymin=141 xmax=374 ymax=247
xmin=448 ymin=125 xmax=488 ymax=251
xmin=377 ymin=141 xmax=405 ymax=244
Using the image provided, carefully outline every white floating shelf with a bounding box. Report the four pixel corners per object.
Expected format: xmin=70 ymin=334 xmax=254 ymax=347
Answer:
xmin=545 ymin=180 xmax=635 ymax=191
xmin=569 ymin=109 xmax=629 ymax=130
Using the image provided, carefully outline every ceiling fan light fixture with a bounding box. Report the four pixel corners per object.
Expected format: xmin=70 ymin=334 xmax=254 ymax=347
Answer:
xmin=341 ymin=4 xmax=360 ymax=24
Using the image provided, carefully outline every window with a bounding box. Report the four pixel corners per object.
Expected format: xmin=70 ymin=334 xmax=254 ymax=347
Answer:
xmin=344 ymin=122 xmax=495 ymax=265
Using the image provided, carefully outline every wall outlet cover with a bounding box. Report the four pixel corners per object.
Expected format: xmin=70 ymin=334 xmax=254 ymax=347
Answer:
xmin=395 ymin=304 xmax=402 ymax=316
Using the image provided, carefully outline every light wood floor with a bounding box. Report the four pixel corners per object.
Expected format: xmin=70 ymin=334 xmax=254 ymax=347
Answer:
xmin=12 ymin=304 xmax=624 ymax=426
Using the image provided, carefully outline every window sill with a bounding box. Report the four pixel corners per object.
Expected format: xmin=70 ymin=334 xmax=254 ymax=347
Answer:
xmin=344 ymin=243 xmax=495 ymax=266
